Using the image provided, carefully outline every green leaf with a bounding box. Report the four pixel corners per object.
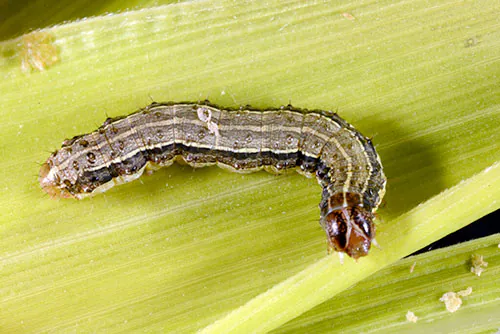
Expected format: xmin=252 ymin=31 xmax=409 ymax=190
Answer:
xmin=274 ymin=233 xmax=500 ymax=333
xmin=1 ymin=0 xmax=498 ymax=332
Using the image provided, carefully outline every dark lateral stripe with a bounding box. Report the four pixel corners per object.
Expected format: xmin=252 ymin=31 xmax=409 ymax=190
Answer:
xmin=81 ymin=143 xmax=325 ymax=190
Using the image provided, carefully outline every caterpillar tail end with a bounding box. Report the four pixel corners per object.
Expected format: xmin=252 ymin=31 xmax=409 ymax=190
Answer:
xmin=39 ymin=161 xmax=71 ymax=199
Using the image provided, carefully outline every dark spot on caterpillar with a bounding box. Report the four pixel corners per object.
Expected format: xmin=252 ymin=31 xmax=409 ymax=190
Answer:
xmin=86 ymin=152 xmax=96 ymax=164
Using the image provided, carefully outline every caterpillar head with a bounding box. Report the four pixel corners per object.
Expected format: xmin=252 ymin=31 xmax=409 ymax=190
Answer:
xmin=321 ymin=205 xmax=375 ymax=259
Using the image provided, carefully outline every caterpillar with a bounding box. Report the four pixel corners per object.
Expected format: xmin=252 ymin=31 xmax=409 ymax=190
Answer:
xmin=40 ymin=102 xmax=386 ymax=259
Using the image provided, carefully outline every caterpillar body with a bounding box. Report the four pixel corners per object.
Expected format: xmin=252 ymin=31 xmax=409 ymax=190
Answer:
xmin=40 ymin=102 xmax=386 ymax=259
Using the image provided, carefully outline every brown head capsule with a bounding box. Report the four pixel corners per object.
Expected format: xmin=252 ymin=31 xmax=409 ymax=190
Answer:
xmin=321 ymin=205 xmax=375 ymax=259
xmin=319 ymin=191 xmax=379 ymax=259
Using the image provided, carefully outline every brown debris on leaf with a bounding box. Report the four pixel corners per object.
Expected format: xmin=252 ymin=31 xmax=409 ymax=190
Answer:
xmin=18 ymin=31 xmax=59 ymax=72
xmin=406 ymin=311 xmax=418 ymax=323
xmin=470 ymin=254 xmax=488 ymax=276
xmin=439 ymin=287 xmax=472 ymax=313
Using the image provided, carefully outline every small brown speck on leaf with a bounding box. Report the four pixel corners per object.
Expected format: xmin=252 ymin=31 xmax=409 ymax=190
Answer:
xmin=342 ymin=13 xmax=355 ymax=20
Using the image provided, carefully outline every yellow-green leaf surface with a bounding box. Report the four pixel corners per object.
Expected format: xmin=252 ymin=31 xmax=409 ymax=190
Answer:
xmin=274 ymin=233 xmax=500 ymax=334
xmin=1 ymin=0 xmax=499 ymax=332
